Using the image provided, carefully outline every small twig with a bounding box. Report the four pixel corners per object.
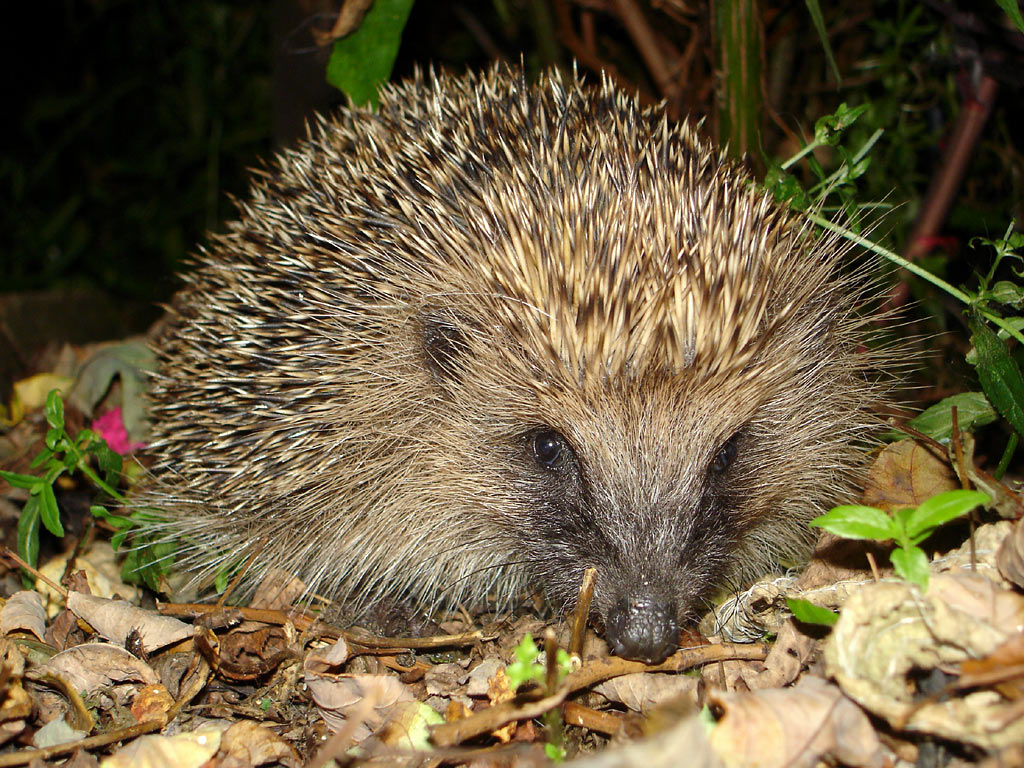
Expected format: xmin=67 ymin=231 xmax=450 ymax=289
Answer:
xmin=951 ymin=406 xmax=977 ymax=571
xmin=430 ymin=642 xmax=767 ymax=747
xmin=865 ymin=551 xmax=882 ymax=582
xmin=0 ymin=718 xmax=165 ymax=767
xmin=0 ymin=546 xmax=67 ymax=599
xmin=569 ymin=567 xmax=597 ymax=658
xmin=157 ymin=601 xmax=486 ymax=649
xmin=563 ymin=701 xmax=622 ymax=735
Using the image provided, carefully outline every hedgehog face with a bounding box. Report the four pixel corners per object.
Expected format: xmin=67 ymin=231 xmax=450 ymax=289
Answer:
xmin=426 ymin=319 xmax=779 ymax=662
xmin=493 ymin=378 xmax=766 ymax=663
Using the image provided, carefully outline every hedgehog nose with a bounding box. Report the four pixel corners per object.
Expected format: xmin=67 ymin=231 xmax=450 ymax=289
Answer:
xmin=605 ymin=596 xmax=679 ymax=664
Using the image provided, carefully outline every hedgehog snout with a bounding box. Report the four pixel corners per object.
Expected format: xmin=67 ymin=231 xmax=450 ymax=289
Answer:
xmin=603 ymin=593 xmax=680 ymax=664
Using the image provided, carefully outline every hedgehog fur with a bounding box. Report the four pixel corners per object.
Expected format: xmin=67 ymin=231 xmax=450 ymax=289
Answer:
xmin=142 ymin=64 xmax=892 ymax=662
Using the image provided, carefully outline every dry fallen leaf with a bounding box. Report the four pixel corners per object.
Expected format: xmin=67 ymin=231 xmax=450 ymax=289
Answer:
xmin=593 ymin=671 xmax=698 ymax=714
xmin=0 ymin=640 xmax=31 ymax=748
xmin=959 ymin=631 xmax=1024 ymax=701
xmin=825 ymin=572 xmax=1024 ymax=749
xmin=997 ymin=518 xmax=1024 ymax=589
xmin=99 ymin=721 xmax=226 ymax=768
xmin=708 ymin=675 xmax=886 ymax=768
xmin=217 ymin=719 xmax=302 ymax=768
xmin=30 ymin=642 xmax=160 ymax=709
xmin=305 ymin=638 xmax=414 ymax=738
xmin=249 ymin=568 xmax=307 ymax=611
xmin=67 ymin=592 xmax=192 ymax=655
xmin=860 ymin=439 xmax=958 ymax=512
xmin=0 ymin=590 xmax=46 ymax=640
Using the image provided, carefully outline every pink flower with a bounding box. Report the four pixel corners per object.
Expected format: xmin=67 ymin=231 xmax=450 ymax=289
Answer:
xmin=92 ymin=408 xmax=145 ymax=454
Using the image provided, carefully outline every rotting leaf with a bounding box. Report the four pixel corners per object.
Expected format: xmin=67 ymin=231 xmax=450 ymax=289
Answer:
xmin=825 ymin=573 xmax=1024 ymax=749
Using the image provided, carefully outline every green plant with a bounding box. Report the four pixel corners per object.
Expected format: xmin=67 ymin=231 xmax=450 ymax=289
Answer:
xmin=785 ymin=597 xmax=839 ymax=627
xmin=504 ymin=633 xmax=572 ymax=762
xmin=505 ymin=633 xmax=571 ymax=690
xmin=809 ymin=489 xmax=989 ymax=589
xmin=1 ymin=389 xmax=171 ymax=590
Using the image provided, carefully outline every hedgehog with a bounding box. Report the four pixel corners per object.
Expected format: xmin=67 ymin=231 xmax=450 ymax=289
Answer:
xmin=141 ymin=64 xmax=892 ymax=663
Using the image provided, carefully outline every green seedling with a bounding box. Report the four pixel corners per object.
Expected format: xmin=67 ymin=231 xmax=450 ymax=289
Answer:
xmin=504 ymin=634 xmax=572 ymax=762
xmin=810 ymin=489 xmax=989 ymax=590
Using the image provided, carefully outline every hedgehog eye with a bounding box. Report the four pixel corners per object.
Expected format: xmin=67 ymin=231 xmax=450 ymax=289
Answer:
xmin=709 ymin=434 xmax=740 ymax=475
xmin=532 ymin=429 xmax=571 ymax=470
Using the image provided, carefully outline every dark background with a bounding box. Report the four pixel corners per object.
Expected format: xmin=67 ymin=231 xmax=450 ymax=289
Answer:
xmin=2 ymin=0 xmax=1022 ymax=361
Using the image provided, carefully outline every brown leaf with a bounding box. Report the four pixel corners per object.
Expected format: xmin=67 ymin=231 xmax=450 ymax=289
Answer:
xmin=998 ymin=518 xmax=1024 ymax=589
xmin=593 ymin=671 xmax=698 ymax=714
xmin=708 ymin=676 xmax=886 ymax=768
xmin=0 ymin=590 xmax=46 ymax=640
xmin=66 ymin=592 xmax=191 ymax=654
xmin=861 ymin=439 xmax=958 ymax=512
xmin=218 ymin=719 xmax=302 ymax=768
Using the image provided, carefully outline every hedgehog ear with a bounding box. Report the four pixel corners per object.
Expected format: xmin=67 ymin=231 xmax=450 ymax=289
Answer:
xmin=422 ymin=314 xmax=470 ymax=384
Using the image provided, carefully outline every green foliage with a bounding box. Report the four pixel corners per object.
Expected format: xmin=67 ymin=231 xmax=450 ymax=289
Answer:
xmin=326 ymin=0 xmax=415 ymax=108
xmin=545 ymin=743 xmax=567 ymax=762
xmin=810 ymin=489 xmax=989 ymax=589
xmin=504 ymin=633 xmax=572 ymax=760
xmin=889 ymin=392 xmax=997 ymax=442
xmin=1 ymin=390 xmax=171 ymax=590
xmin=785 ymin=597 xmax=838 ymax=627
xmin=765 ymin=102 xmax=879 ymax=217
xmin=505 ymin=633 xmax=571 ymax=690
xmin=803 ymin=0 xmax=841 ymax=83
xmin=995 ymin=0 xmax=1024 ymax=32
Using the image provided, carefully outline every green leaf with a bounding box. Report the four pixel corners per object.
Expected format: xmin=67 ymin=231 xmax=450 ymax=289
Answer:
xmin=325 ymin=0 xmax=415 ymax=108
xmin=91 ymin=506 xmax=134 ymax=529
xmin=995 ymin=0 xmax=1024 ymax=33
xmin=506 ymin=634 xmax=544 ymax=689
xmin=814 ymin=103 xmax=867 ymax=146
xmin=803 ymin=0 xmax=841 ymax=84
xmin=44 ymin=389 xmax=65 ymax=429
xmin=891 ymin=546 xmax=930 ymax=589
xmin=0 ymin=470 xmax=42 ymax=490
xmin=29 ymin=447 xmax=55 ymax=469
xmin=786 ymin=597 xmax=838 ymax=627
xmin=905 ymin=489 xmax=988 ymax=541
xmin=17 ymin=495 xmax=41 ymax=568
xmin=545 ymin=743 xmax=567 ymax=763
xmin=39 ymin=484 xmax=64 ymax=537
xmin=991 ymin=281 xmax=1024 ymax=307
xmin=894 ymin=392 xmax=998 ymax=441
xmin=809 ymin=505 xmax=897 ymax=541
xmin=970 ymin=318 xmax=1024 ymax=439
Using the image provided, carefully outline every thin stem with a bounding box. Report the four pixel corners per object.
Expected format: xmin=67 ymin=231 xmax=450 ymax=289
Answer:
xmin=809 ymin=214 xmax=1024 ymax=347
xmin=780 ymin=139 xmax=821 ymax=171
xmin=63 ymin=437 xmax=128 ymax=504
